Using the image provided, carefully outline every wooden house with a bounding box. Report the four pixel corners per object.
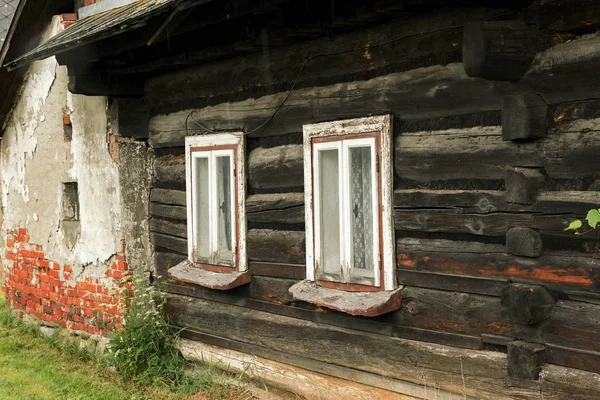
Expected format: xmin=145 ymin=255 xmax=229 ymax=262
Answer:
xmin=3 ymin=0 xmax=600 ymax=398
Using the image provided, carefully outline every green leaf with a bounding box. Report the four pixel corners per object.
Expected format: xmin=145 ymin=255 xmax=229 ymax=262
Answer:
xmin=586 ymin=209 xmax=600 ymax=229
xmin=564 ymin=220 xmax=582 ymax=231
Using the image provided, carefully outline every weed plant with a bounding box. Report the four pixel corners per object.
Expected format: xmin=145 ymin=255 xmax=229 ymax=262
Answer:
xmin=107 ymin=276 xmax=186 ymax=387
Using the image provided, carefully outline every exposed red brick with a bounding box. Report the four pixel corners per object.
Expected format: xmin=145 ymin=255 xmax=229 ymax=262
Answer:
xmin=2 ymin=228 xmax=130 ymax=336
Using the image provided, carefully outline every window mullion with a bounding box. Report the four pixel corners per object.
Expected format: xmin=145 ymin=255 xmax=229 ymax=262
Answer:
xmin=371 ymin=143 xmax=381 ymax=287
xmin=209 ymin=152 xmax=218 ymax=263
xmin=341 ymin=140 xmax=351 ymax=283
xmin=191 ymin=154 xmax=198 ymax=259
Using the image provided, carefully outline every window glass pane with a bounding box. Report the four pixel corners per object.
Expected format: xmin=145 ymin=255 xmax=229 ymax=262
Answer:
xmin=348 ymin=146 xmax=374 ymax=277
xmin=194 ymin=157 xmax=210 ymax=261
xmin=318 ymin=149 xmax=342 ymax=276
xmin=215 ymin=155 xmax=234 ymax=264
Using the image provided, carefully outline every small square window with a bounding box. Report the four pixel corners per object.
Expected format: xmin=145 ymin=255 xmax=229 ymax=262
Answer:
xmin=303 ymin=115 xmax=396 ymax=292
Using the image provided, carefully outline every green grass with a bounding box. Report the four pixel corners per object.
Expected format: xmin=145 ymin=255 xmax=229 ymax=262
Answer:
xmin=0 ymin=295 xmax=241 ymax=400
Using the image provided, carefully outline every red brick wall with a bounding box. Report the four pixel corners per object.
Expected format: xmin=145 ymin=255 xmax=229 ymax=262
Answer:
xmin=2 ymin=228 xmax=130 ymax=335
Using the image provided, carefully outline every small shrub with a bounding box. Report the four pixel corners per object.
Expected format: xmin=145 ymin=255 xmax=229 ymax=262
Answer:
xmin=107 ymin=275 xmax=186 ymax=387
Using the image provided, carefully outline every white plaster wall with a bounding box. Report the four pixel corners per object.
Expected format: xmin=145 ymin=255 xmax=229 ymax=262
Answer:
xmin=0 ymin=16 xmax=152 ymax=277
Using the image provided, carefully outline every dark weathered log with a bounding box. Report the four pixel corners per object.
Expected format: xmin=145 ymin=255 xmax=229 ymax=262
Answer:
xmin=391 ymin=286 xmax=509 ymax=337
xmin=247 ymin=229 xmax=305 ymax=264
xmin=249 ymin=261 xmax=305 ymax=280
xmin=181 ymin=330 xmax=483 ymax=400
xmin=151 ymin=232 xmax=187 ymax=255
xmin=535 ymin=300 xmax=600 ymax=352
xmin=154 ymin=251 xmax=186 ymax=281
xmin=165 ymin=281 xmax=483 ymax=350
xmin=150 ymin=188 xmax=186 ymax=206
xmin=394 ymin=189 xmax=600 ymax=215
xmin=396 ymin=269 xmax=507 ymax=296
xmin=505 ymin=167 xmax=545 ymax=205
xmin=394 ymin=208 xmax=583 ymax=239
xmin=521 ymin=36 xmax=600 ymax=103
xmin=67 ymin=73 xmax=144 ymax=97
xmin=541 ymin=364 xmax=600 ymax=400
xmin=155 ymin=148 xmax=305 ymax=192
xmin=110 ymin=98 xmax=149 ymax=139
xmin=501 ymin=93 xmax=548 ymax=141
xmin=149 ymin=218 xmax=187 ymax=238
xmin=246 ymin=193 xmax=304 ymax=224
xmin=501 ymin=284 xmax=555 ymax=326
xmin=481 ymin=333 xmax=513 ymax=347
xmin=463 ymin=21 xmax=540 ymax=81
xmin=153 ymin=154 xmax=185 ymax=190
xmin=165 ymin=294 xmax=516 ymax=399
xmin=508 ymin=341 xmax=546 ymax=380
xmin=148 ymin=63 xmax=515 ymax=146
xmin=397 ymin=237 xmax=600 ymax=289
xmin=545 ymin=344 xmax=600 ymax=375
xmin=248 ymin=146 xmax=304 ymax=191
xmin=506 ymin=227 xmax=542 ymax=258
xmin=395 ymin=126 xmax=600 ymax=181
xmin=531 ymin=0 xmax=600 ymax=32
xmin=144 ymin=10 xmax=491 ymax=113
xmin=149 ymin=203 xmax=187 ymax=221
xmin=251 ymin=276 xmax=297 ymax=305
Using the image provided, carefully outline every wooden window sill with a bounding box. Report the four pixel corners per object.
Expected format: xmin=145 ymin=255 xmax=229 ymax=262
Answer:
xmin=288 ymin=280 xmax=402 ymax=317
xmin=168 ymin=260 xmax=251 ymax=290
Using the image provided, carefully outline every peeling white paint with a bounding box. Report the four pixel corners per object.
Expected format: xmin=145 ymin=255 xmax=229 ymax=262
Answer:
xmin=1 ymin=16 xmax=152 ymax=281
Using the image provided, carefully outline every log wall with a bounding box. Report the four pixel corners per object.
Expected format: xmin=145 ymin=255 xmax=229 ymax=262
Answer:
xmin=145 ymin=7 xmax=600 ymax=399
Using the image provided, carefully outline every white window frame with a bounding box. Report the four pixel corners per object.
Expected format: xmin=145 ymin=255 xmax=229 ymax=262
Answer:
xmin=185 ymin=133 xmax=247 ymax=272
xmin=303 ymin=115 xmax=395 ymax=291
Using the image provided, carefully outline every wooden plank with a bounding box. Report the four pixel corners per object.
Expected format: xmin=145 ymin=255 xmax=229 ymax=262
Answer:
xmin=151 ymin=232 xmax=187 ymax=255
xmin=165 ymin=294 xmax=520 ymax=399
xmin=247 ymin=229 xmax=305 ymax=264
xmin=148 ymin=63 xmax=515 ymax=146
xmin=397 ymin=237 xmax=600 ymax=289
xmin=150 ymin=188 xmax=186 ymax=206
xmin=246 ymin=193 xmax=304 ymax=224
xmin=249 ymin=261 xmax=305 ymax=280
xmin=395 ymin=269 xmax=507 ymax=296
xmin=149 ymin=218 xmax=187 ymax=238
xmin=149 ymin=203 xmax=187 ymax=221
xmin=179 ymin=337 xmax=444 ymax=400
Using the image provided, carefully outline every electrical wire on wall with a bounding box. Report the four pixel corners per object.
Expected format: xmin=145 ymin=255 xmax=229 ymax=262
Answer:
xmin=185 ymin=11 xmax=519 ymax=136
